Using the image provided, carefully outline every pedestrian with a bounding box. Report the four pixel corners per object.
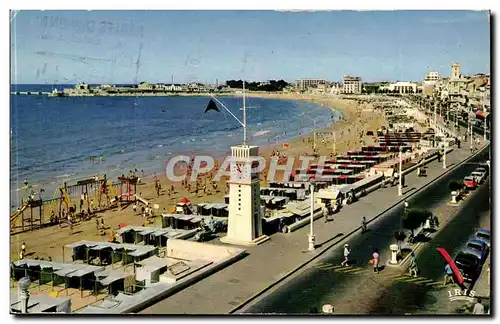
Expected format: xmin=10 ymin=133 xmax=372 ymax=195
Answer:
xmin=341 ymin=244 xmax=351 ymax=267
xmin=473 ymin=298 xmax=485 ymax=314
xmin=372 ymin=249 xmax=380 ymax=273
xmin=323 ymin=207 xmax=329 ymax=223
xmin=361 ymin=217 xmax=367 ymax=233
xmin=145 ymin=205 xmax=149 ymax=218
xmin=409 ymin=252 xmax=418 ymax=277
xmin=444 ymin=263 xmax=454 ymax=286
xmin=132 ymin=203 xmax=137 ymax=214
xmin=96 ymin=219 xmax=100 ymax=231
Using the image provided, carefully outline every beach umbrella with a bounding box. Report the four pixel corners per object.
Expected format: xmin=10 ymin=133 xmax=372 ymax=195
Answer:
xmin=179 ymin=197 xmax=191 ymax=204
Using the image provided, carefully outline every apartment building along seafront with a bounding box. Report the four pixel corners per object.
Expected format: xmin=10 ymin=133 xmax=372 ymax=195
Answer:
xmin=342 ymin=76 xmax=362 ymax=94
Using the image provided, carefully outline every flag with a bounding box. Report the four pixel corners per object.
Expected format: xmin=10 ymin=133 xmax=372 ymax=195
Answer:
xmin=204 ymin=99 xmax=220 ymax=113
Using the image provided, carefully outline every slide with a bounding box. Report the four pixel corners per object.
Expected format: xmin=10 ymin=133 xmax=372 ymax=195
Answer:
xmin=11 ymin=203 xmax=28 ymax=223
xmin=436 ymin=247 xmax=464 ymax=286
xmin=60 ymin=188 xmax=71 ymax=209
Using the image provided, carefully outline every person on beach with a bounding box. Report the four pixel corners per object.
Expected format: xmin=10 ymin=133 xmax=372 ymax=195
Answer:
xmin=21 ymin=242 xmax=26 ymax=258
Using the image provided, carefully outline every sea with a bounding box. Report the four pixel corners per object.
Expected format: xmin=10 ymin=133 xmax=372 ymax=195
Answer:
xmin=10 ymin=84 xmax=340 ymax=209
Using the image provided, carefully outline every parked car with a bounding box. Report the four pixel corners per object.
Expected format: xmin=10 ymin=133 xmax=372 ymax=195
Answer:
xmin=470 ymin=171 xmax=486 ymax=184
xmin=475 ymin=166 xmax=489 ymax=177
xmin=464 ymin=239 xmax=489 ymax=262
xmin=474 ymin=228 xmax=491 ymax=248
xmin=463 ymin=176 xmax=477 ymax=190
xmin=454 ymin=252 xmax=481 ymax=283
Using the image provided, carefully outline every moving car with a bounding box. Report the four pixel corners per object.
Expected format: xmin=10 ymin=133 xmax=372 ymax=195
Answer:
xmin=474 ymin=229 xmax=490 ymax=248
xmin=463 ymin=176 xmax=477 ymax=190
xmin=464 ymin=239 xmax=489 ymax=262
xmin=470 ymin=171 xmax=486 ymax=184
xmin=454 ymin=252 xmax=481 ymax=283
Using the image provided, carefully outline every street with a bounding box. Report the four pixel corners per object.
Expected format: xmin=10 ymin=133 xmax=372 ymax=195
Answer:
xmin=241 ymin=147 xmax=490 ymax=314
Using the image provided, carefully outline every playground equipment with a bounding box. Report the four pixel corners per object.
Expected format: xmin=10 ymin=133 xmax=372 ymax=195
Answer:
xmin=118 ymin=175 xmax=138 ymax=202
xmin=10 ymin=198 xmax=44 ymax=232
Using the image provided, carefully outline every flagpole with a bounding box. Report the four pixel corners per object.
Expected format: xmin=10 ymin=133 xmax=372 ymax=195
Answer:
xmin=243 ymin=80 xmax=247 ymax=145
xmin=210 ymin=96 xmax=245 ymax=127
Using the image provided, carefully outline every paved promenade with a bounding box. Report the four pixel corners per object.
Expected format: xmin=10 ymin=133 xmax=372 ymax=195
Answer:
xmin=140 ymin=142 xmax=485 ymax=314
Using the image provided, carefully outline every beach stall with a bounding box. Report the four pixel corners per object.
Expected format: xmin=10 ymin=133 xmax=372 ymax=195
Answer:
xmin=95 ymin=270 xmax=135 ymax=296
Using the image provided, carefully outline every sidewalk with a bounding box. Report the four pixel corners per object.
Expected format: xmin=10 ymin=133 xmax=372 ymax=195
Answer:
xmin=473 ymin=255 xmax=490 ymax=299
xmin=140 ymin=143 xmax=486 ymax=314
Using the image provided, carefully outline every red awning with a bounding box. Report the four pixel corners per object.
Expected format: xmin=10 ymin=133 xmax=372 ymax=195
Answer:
xmin=436 ymin=248 xmax=464 ymax=285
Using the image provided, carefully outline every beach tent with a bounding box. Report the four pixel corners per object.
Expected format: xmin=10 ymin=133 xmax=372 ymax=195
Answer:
xmin=179 ymin=197 xmax=191 ymax=204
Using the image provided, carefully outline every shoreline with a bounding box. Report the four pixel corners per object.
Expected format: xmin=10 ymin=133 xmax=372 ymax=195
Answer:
xmin=10 ymin=93 xmax=339 ymax=204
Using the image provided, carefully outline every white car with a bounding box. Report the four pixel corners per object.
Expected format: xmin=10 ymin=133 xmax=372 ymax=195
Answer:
xmin=475 ymin=167 xmax=489 ymax=178
xmin=470 ymin=171 xmax=485 ymax=184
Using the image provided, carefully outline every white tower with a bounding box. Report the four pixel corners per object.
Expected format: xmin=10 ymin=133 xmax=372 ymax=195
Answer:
xmin=219 ymin=81 xmax=269 ymax=246
xmin=451 ymin=62 xmax=460 ymax=80
xmin=220 ymin=145 xmax=269 ymax=246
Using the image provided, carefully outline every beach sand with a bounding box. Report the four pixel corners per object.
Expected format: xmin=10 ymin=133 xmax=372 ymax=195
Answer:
xmin=10 ymin=93 xmax=387 ymax=261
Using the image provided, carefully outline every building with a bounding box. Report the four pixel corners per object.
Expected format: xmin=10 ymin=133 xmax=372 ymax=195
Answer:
xmin=380 ymin=81 xmax=418 ymax=94
xmin=451 ymin=62 xmax=461 ymax=80
xmin=329 ymin=82 xmax=342 ymax=95
xmin=424 ymin=71 xmax=440 ymax=85
xmin=296 ymin=78 xmax=328 ymax=91
xmin=342 ymin=76 xmax=362 ymax=94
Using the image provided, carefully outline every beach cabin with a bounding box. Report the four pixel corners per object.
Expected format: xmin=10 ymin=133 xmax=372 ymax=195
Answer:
xmin=196 ymin=203 xmax=229 ymax=217
xmin=11 ymin=259 xmax=105 ymax=299
xmin=65 ymin=241 xmax=158 ymax=267
xmin=116 ymin=226 xmax=198 ymax=247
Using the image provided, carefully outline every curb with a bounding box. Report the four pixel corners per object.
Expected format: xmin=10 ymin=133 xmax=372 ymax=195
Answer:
xmin=229 ymin=143 xmax=489 ymax=314
xmin=397 ymin=177 xmax=489 ymax=269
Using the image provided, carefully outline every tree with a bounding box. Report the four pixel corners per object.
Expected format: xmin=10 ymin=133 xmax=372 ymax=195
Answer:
xmin=448 ymin=180 xmax=464 ymax=192
xmin=403 ymin=208 xmax=431 ymax=237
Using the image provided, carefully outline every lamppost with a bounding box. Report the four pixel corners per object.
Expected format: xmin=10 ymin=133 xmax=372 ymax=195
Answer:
xmin=308 ymin=180 xmax=316 ymax=252
xmin=433 ymin=100 xmax=437 ymax=128
xmin=402 ymin=201 xmax=409 ymax=233
xmin=18 ymin=277 xmax=31 ymax=313
xmin=484 ymin=108 xmax=488 ymax=142
xmin=398 ymin=146 xmax=403 ymax=196
xmin=469 ymin=107 xmax=474 ymax=150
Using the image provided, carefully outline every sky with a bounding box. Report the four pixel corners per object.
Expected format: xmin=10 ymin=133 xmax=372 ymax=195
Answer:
xmin=10 ymin=10 xmax=491 ymax=84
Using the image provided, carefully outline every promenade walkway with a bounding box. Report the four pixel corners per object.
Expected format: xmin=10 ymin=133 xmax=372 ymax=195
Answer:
xmin=140 ymin=143 xmax=484 ymax=314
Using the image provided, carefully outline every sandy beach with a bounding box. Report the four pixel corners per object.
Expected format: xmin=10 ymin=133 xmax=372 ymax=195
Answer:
xmin=10 ymin=93 xmax=388 ymax=261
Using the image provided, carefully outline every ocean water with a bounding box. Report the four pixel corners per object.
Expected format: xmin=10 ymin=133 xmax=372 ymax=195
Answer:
xmin=10 ymin=85 xmax=339 ymax=208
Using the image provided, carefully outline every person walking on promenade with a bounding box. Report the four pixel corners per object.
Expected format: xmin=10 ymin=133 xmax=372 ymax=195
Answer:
xmin=443 ymin=263 xmax=454 ymax=286
xmin=323 ymin=207 xmax=330 ymax=223
xmin=361 ymin=217 xmax=367 ymax=233
xmin=409 ymin=252 xmax=418 ymax=277
xmin=473 ymin=298 xmax=485 ymax=314
xmin=372 ymin=249 xmax=380 ymax=273
xmin=341 ymin=244 xmax=351 ymax=267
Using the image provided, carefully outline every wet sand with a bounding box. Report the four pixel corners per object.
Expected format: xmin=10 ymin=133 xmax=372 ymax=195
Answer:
xmin=10 ymin=94 xmax=388 ymax=261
